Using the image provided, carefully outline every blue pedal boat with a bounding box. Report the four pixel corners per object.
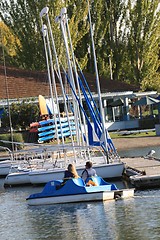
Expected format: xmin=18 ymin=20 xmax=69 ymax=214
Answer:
xmin=26 ymin=176 xmax=134 ymax=206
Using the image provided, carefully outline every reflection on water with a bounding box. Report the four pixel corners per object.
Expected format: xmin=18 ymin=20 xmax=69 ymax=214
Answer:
xmin=119 ymin=145 xmax=160 ymax=158
xmin=0 ymin=178 xmax=160 ymax=240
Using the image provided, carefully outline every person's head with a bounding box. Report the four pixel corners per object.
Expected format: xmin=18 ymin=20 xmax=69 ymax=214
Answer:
xmin=85 ymin=161 xmax=93 ymax=169
xmin=67 ymin=164 xmax=79 ymax=178
xmin=68 ymin=164 xmax=75 ymax=172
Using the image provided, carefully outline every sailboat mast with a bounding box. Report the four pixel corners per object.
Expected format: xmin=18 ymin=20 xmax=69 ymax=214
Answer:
xmin=2 ymin=46 xmax=14 ymax=152
xmin=40 ymin=24 xmax=61 ymax=145
xmin=87 ymin=0 xmax=109 ymax=162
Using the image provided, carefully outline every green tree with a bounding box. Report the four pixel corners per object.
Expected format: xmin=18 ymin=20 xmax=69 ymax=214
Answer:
xmin=0 ymin=0 xmax=47 ymax=69
xmin=126 ymin=0 xmax=160 ymax=87
xmin=103 ymin=0 xmax=128 ymax=80
xmin=0 ymin=0 xmax=159 ymax=89
xmin=0 ymin=0 xmax=89 ymax=70
xmin=83 ymin=0 xmax=130 ymax=80
xmin=85 ymin=0 xmax=110 ymax=75
xmin=86 ymin=0 xmax=160 ymax=86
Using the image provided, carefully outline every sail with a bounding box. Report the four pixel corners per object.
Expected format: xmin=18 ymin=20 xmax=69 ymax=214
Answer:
xmin=46 ymin=98 xmax=58 ymax=115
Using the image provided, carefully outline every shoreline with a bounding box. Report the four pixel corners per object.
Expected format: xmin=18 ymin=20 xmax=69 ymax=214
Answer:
xmin=113 ymin=136 xmax=160 ymax=151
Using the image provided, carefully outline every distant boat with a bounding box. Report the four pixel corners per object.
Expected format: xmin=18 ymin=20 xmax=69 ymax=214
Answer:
xmin=4 ymin=170 xmax=31 ymax=187
xmin=28 ymin=163 xmax=124 ymax=185
xmin=0 ymin=160 xmax=12 ymax=177
xmin=4 ymin=145 xmax=124 ymax=187
xmin=26 ymin=176 xmax=134 ymax=206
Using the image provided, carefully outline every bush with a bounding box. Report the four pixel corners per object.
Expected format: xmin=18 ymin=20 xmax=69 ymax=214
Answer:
xmin=0 ymin=133 xmax=24 ymax=151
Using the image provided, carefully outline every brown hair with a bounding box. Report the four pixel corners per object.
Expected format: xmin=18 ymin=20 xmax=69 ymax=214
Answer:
xmin=67 ymin=164 xmax=79 ymax=178
xmin=85 ymin=161 xmax=93 ymax=169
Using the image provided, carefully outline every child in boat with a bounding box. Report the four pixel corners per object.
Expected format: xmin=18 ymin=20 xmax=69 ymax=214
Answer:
xmin=63 ymin=164 xmax=79 ymax=181
xmin=81 ymin=161 xmax=97 ymax=183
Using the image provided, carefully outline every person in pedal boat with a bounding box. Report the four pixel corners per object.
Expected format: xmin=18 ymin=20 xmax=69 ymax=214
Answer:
xmin=81 ymin=161 xmax=97 ymax=182
xmin=56 ymin=164 xmax=79 ymax=190
xmin=63 ymin=164 xmax=79 ymax=181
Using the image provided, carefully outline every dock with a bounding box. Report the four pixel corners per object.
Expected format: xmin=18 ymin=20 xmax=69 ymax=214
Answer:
xmin=122 ymin=157 xmax=160 ymax=189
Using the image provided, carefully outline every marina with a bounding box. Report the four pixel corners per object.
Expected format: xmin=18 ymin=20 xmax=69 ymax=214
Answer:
xmin=0 ymin=177 xmax=160 ymax=240
xmin=2 ymin=144 xmax=124 ymax=187
xmin=0 ymin=0 xmax=159 ymax=239
xmin=0 ymin=138 xmax=160 ymax=239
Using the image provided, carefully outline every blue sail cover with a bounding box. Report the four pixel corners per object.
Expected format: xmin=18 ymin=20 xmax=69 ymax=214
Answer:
xmin=78 ymin=76 xmax=117 ymax=154
xmin=77 ymin=64 xmax=101 ymax=121
xmin=64 ymin=70 xmax=117 ymax=156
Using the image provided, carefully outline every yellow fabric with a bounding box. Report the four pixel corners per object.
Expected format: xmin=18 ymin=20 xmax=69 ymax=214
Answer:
xmin=39 ymin=95 xmax=48 ymax=116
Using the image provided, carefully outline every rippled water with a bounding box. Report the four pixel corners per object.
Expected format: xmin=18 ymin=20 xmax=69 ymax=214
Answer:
xmin=0 ymin=177 xmax=160 ymax=240
xmin=1 ymin=144 xmax=160 ymax=240
xmin=119 ymin=145 xmax=160 ymax=158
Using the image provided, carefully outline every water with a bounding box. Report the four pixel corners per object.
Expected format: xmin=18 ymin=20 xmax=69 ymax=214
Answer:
xmin=0 ymin=177 xmax=160 ymax=240
xmin=1 ymin=146 xmax=160 ymax=240
xmin=119 ymin=145 xmax=160 ymax=158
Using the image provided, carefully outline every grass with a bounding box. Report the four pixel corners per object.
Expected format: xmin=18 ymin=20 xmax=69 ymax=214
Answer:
xmin=110 ymin=131 xmax=156 ymax=139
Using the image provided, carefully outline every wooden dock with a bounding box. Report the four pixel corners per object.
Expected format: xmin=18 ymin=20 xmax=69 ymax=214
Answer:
xmin=122 ymin=157 xmax=160 ymax=189
xmin=122 ymin=157 xmax=160 ymax=175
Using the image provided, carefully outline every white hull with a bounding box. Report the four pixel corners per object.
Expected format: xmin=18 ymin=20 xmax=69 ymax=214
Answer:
xmin=29 ymin=162 xmax=124 ymax=185
xmin=0 ymin=160 xmax=11 ymax=176
xmin=27 ymin=189 xmax=134 ymax=206
xmin=4 ymin=171 xmax=31 ymax=186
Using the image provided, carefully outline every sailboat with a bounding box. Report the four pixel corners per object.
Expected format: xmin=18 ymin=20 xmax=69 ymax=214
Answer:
xmin=4 ymin=5 xmax=125 ymax=187
xmin=28 ymin=6 xmax=124 ymax=186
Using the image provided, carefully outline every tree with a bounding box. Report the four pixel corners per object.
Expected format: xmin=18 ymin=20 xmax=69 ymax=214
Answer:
xmin=84 ymin=0 xmax=132 ymax=80
xmin=0 ymin=0 xmax=159 ymax=89
xmin=103 ymin=0 xmax=128 ymax=80
xmin=86 ymin=0 xmax=160 ymax=86
xmin=0 ymin=21 xmax=20 ymax=61
xmin=85 ymin=0 xmax=110 ymax=75
xmin=126 ymin=0 xmax=160 ymax=87
xmin=0 ymin=0 xmax=89 ymax=70
xmin=0 ymin=0 xmax=48 ymax=69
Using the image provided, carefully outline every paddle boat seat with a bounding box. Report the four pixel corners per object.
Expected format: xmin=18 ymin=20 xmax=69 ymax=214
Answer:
xmin=85 ymin=176 xmax=118 ymax=190
xmin=72 ymin=177 xmax=86 ymax=187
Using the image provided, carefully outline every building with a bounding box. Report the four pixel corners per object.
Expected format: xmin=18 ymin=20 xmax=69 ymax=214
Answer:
xmin=0 ymin=64 xmax=159 ymax=131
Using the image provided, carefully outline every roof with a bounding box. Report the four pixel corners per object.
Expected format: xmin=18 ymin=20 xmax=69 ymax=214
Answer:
xmin=0 ymin=64 xmax=140 ymax=100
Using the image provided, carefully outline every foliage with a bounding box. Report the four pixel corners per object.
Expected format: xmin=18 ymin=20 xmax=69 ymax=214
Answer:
xmin=0 ymin=133 xmax=24 ymax=150
xmin=0 ymin=0 xmax=89 ymax=70
xmin=0 ymin=21 xmax=20 ymax=59
xmin=0 ymin=0 xmax=48 ymax=69
xmin=125 ymin=0 xmax=160 ymax=86
xmin=0 ymin=0 xmax=159 ymax=87
xmin=101 ymin=0 xmax=129 ymax=80
xmin=1 ymin=101 xmax=40 ymax=130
